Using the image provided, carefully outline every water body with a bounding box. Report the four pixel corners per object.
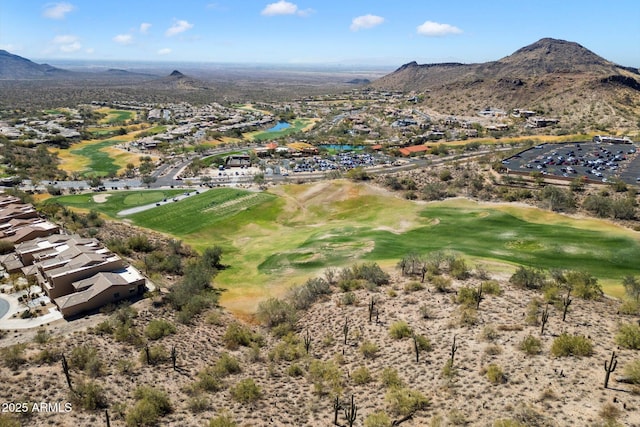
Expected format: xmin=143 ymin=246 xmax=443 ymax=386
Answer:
xmin=0 ymin=296 xmax=9 ymax=319
xmin=266 ymin=121 xmax=291 ymax=132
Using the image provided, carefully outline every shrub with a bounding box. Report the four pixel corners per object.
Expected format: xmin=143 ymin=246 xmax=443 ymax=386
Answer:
xmin=34 ymin=348 xmax=61 ymax=364
xmin=380 ymin=367 xmax=403 ymax=388
xmin=139 ymin=345 xmax=168 ymax=365
xmin=287 ymin=364 xmax=304 ymax=377
xmin=385 ymin=387 xmax=430 ymax=416
xmin=484 ymin=364 xmax=506 ymax=384
xmin=364 ymin=411 xmax=392 ymax=427
xmin=93 ymin=320 xmax=114 ymax=335
xmin=550 ymin=333 xmax=593 ymax=357
xmin=564 ymin=271 xmax=602 ymax=300
xmin=127 ymin=234 xmax=154 ymax=252
xmin=209 ymin=413 xmax=237 ymax=427
xmin=485 ymin=344 xmax=503 ymax=355
xmin=230 ymin=379 xmax=262 ymax=404
xmin=341 ymin=291 xmax=357 ymax=306
xmin=214 ymin=353 xmax=241 ymax=377
xmin=187 ymin=395 xmax=209 ymax=413
xmin=268 ymin=334 xmax=304 ymax=362
xmin=33 ymin=328 xmax=50 ymax=344
xmin=287 ymin=277 xmax=331 ymax=310
xmin=195 ymin=367 xmax=222 ymax=392
xmin=457 ymin=286 xmax=479 ymax=307
xmin=615 ymin=323 xmax=640 ymax=350
xmin=480 ymin=325 xmax=499 ymax=342
xmin=126 ymin=386 xmax=172 ymax=427
xmin=404 ymin=281 xmax=425 ymax=293
xmin=509 ymin=266 xmax=546 ymax=290
xmin=352 ymin=366 xmax=373 ymax=385
xmin=432 ymin=276 xmax=452 ymax=292
xmin=519 ymin=335 xmax=542 ymax=356
xmin=144 ymin=319 xmax=176 ymax=340
xmin=413 ymin=334 xmax=432 ymax=352
xmin=308 ymin=359 xmax=343 ymax=395
xmin=493 ymin=420 xmax=526 ymax=427
xmin=70 ymin=345 xmax=104 ymax=377
xmin=619 ymin=299 xmax=639 ymax=315
xmin=442 ymin=359 xmax=456 ymax=379
xmin=256 ymin=298 xmax=297 ymax=334
xmin=623 ymin=359 xmax=640 ymax=384
xmin=71 ymin=380 xmax=108 ymax=410
xmin=222 ymin=322 xmax=263 ymax=350
xmin=1 ymin=344 xmax=26 ymax=370
xmin=360 ymin=340 xmax=380 ymax=359
xmin=418 ymin=304 xmax=433 ymax=319
xmin=458 ymin=307 xmax=478 ymax=327
xmin=481 ymin=280 xmax=502 ymax=295
xmin=389 ymin=321 xmax=412 ymax=340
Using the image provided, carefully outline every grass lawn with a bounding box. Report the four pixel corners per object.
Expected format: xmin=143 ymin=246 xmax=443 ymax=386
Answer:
xmin=44 ymin=189 xmax=187 ymax=218
xmin=96 ymin=108 xmax=136 ymax=124
xmin=49 ymin=181 xmax=640 ymax=314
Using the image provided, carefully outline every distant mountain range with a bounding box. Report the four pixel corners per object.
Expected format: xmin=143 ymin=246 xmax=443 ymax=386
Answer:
xmin=0 ymin=49 xmax=70 ymax=79
xmin=371 ymin=38 xmax=640 ymax=129
xmin=1 ymin=40 xmax=639 ymax=131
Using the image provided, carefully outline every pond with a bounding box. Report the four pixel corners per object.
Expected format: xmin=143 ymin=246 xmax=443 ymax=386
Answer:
xmin=266 ymin=121 xmax=291 ymax=132
xmin=0 ymin=296 xmax=9 ymax=319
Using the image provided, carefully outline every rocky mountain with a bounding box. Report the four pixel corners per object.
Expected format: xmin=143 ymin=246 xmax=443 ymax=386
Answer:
xmin=144 ymin=69 xmax=211 ymax=90
xmin=371 ymin=38 xmax=640 ymax=131
xmin=0 ymin=50 xmax=70 ymax=79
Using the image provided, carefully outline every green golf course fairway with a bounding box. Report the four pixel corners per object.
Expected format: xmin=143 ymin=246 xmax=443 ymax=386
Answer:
xmin=47 ymin=181 xmax=640 ymax=315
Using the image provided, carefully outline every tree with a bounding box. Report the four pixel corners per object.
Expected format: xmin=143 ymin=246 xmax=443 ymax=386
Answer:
xmin=623 ymin=275 xmax=640 ymax=302
xmin=202 ymin=246 xmax=224 ymax=270
xmin=509 ymin=266 xmax=546 ymax=290
xmin=86 ymin=176 xmax=103 ymax=188
xmin=142 ymin=175 xmax=157 ymax=188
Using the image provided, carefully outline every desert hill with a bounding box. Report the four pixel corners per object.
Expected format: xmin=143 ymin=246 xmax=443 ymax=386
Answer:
xmin=0 ymin=50 xmax=70 ymax=79
xmin=371 ymin=38 xmax=640 ymax=131
xmin=143 ymin=69 xmax=212 ymax=91
xmin=1 ymin=260 xmax=638 ymax=426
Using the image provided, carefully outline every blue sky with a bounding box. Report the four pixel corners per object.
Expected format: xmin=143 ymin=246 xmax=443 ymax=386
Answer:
xmin=1 ymin=1 xmax=639 ymax=67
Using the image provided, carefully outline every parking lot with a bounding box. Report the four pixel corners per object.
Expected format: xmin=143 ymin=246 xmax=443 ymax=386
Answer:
xmin=504 ymin=141 xmax=640 ymax=185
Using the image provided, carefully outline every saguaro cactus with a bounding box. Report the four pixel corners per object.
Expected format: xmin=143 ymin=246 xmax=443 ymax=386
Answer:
xmin=540 ymin=304 xmax=550 ymax=336
xmin=344 ymin=395 xmax=357 ymax=427
xmin=368 ymin=297 xmax=376 ymax=322
xmin=562 ymin=289 xmax=572 ymax=322
xmin=604 ymin=351 xmax=618 ymax=389
xmin=171 ymin=346 xmax=177 ymax=371
xmin=61 ymin=353 xmax=72 ymax=390
xmin=475 ymin=283 xmax=483 ymax=309
xmin=304 ymin=328 xmax=312 ymax=354
xmin=450 ymin=335 xmax=458 ymax=366
xmin=332 ymin=395 xmax=342 ymax=425
xmin=343 ymin=317 xmax=349 ymax=345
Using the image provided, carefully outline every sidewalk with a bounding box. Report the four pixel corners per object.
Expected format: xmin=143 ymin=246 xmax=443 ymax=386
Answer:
xmin=0 ymin=291 xmax=63 ymax=330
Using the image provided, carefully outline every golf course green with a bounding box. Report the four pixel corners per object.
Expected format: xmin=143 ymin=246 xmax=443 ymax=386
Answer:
xmin=48 ymin=181 xmax=640 ymax=313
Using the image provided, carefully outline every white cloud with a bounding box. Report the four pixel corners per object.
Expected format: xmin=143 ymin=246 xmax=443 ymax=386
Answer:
xmin=416 ymin=21 xmax=462 ymax=36
xmin=158 ymin=48 xmax=172 ymax=55
xmin=350 ymin=14 xmax=384 ymax=31
xmin=85 ymin=47 xmax=94 ymax=54
xmin=113 ymin=34 xmax=133 ymax=45
xmin=166 ymin=20 xmax=194 ymax=37
xmin=52 ymin=35 xmax=81 ymax=52
xmin=140 ymin=23 xmax=152 ymax=34
xmin=261 ymin=1 xmax=311 ymax=16
xmin=43 ymin=2 xmax=75 ymax=19
xmin=0 ymin=44 xmax=22 ymax=52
